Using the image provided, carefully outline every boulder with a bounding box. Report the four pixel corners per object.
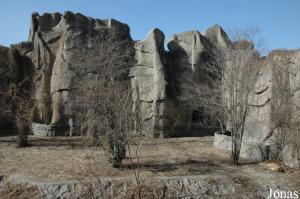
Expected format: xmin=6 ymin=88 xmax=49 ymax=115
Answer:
xmin=31 ymin=123 xmax=55 ymax=136
xmin=213 ymin=133 xmax=231 ymax=151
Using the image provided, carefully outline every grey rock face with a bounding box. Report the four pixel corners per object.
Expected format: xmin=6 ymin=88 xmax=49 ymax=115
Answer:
xmin=0 ymin=12 xmax=299 ymax=168
xmin=131 ymin=27 xmax=227 ymax=137
xmin=167 ymin=29 xmax=222 ymax=134
xmin=216 ymin=49 xmax=300 ymax=167
xmin=131 ymin=29 xmax=169 ymax=137
xmin=14 ymin=12 xmax=134 ymax=135
xmin=202 ymin=24 xmax=231 ymax=48
xmin=0 ymin=13 xmax=231 ymax=138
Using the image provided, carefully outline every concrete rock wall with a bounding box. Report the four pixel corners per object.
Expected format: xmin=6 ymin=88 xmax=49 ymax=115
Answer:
xmin=131 ymin=29 xmax=169 ymax=137
xmin=11 ymin=12 xmax=134 ymax=135
xmin=0 ymin=11 xmax=299 ymax=160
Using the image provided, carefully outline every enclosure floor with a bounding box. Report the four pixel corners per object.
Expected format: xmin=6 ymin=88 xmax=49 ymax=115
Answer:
xmin=0 ymin=136 xmax=299 ymax=183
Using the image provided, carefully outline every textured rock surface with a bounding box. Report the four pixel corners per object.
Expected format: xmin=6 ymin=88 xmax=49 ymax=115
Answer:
xmin=215 ymin=49 xmax=300 ymax=167
xmin=31 ymin=123 xmax=55 ymax=136
xmin=213 ymin=133 xmax=232 ymax=151
xmin=203 ymin=24 xmax=231 ymax=48
xmin=0 ymin=11 xmax=299 ymax=162
xmin=131 ymin=29 xmax=169 ymax=137
xmin=6 ymin=173 xmax=299 ymax=199
xmin=167 ymin=28 xmax=223 ymax=134
xmin=12 ymin=12 xmax=134 ymax=135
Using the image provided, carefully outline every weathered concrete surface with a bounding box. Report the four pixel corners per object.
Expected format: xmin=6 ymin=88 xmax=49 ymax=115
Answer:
xmin=167 ymin=28 xmax=225 ymax=134
xmin=203 ymin=24 xmax=231 ymax=48
xmin=0 ymin=12 xmax=299 ymax=166
xmin=12 ymin=12 xmax=135 ymax=136
xmin=31 ymin=123 xmax=55 ymax=136
xmin=213 ymin=133 xmax=231 ymax=151
xmin=131 ymin=29 xmax=169 ymax=137
xmin=215 ymin=49 xmax=300 ymax=168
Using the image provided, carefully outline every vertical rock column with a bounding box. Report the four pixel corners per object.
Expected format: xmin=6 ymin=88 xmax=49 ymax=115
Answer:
xmin=131 ymin=29 xmax=168 ymax=137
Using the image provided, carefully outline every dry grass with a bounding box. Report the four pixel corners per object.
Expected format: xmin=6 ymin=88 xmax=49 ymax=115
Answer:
xmin=0 ymin=135 xmax=299 ymax=186
xmin=0 ymin=136 xmax=230 ymax=180
xmin=0 ymin=182 xmax=40 ymax=199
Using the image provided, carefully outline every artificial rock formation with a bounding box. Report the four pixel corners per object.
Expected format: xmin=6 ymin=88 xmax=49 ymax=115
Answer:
xmin=214 ymin=49 xmax=300 ymax=167
xmin=0 ymin=11 xmax=299 ymax=168
xmin=0 ymin=12 xmax=233 ymax=137
xmin=10 ymin=12 xmax=135 ymax=135
xmin=131 ymin=29 xmax=169 ymax=137
xmin=166 ymin=26 xmax=228 ymax=135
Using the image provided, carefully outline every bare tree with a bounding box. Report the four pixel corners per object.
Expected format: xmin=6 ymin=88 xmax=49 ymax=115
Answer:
xmin=228 ymin=26 xmax=268 ymax=55
xmin=223 ymin=46 xmax=261 ymax=165
xmin=77 ymin=27 xmax=140 ymax=168
xmin=180 ymin=27 xmax=263 ymax=165
xmin=263 ymin=51 xmax=300 ymax=167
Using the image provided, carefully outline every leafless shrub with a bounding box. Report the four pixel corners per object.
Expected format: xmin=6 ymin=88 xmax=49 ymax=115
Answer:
xmin=223 ymin=46 xmax=261 ymax=165
xmin=76 ymin=27 xmax=142 ymax=170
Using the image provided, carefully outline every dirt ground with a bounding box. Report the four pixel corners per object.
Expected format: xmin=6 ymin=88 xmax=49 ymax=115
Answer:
xmin=0 ymin=136 xmax=299 ymax=183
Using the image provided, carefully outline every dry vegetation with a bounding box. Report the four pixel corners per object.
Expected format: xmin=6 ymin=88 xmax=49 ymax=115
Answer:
xmin=1 ymin=136 xmax=299 ymax=198
xmin=0 ymin=136 xmax=229 ymax=180
xmin=1 ymin=136 xmax=299 ymax=181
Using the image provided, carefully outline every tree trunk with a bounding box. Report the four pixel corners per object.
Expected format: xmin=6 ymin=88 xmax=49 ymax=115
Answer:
xmin=16 ymin=117 xmax=29 ymax=147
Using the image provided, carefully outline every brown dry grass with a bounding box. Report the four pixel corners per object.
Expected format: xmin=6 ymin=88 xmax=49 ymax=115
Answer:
xmin=0 ymin=182 xmax=40 ymax=199
xmin=0 ymin=136 xmax=230 ymax=180
xmin=0 ymin=135 xmax=299 ymax=186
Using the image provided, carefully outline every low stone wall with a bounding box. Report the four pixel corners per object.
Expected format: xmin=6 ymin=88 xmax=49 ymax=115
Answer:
xmin=5 ymin=173 xmax=298 ymax=199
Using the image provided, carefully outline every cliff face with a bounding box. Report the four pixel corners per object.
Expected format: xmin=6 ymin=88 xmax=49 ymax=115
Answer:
xmin=167 ymin=26 xmax=228 ymax=135
xmin=0 ymin=11 xmax=299 ymax=159
xmin=10 ymin=12 xmax=135 ymax=134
